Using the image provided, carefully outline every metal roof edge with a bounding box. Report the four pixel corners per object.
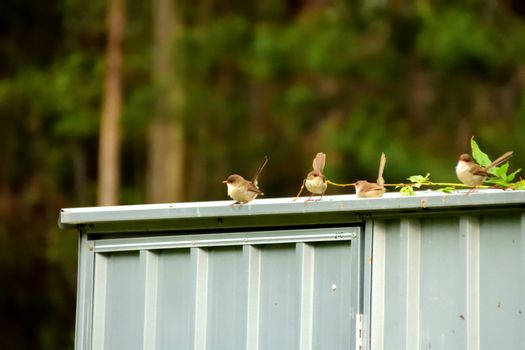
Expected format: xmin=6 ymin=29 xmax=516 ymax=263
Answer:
xmin=58 ymin=190 xmax=525 ymax=229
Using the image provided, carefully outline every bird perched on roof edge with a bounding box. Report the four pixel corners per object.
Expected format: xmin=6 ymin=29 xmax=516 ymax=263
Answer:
xmin=456 ymin=151 xmax=513 ymax=187
xmin=303 ymin=152 xmax=328 ymax=202
xmin=223 ymin=156 xmax=268 ymax=205
xmin=355 ymin=152 xmax=387 ymax=198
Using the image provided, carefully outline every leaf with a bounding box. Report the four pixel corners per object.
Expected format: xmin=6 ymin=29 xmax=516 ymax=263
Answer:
xmin=470 ymin=136 xmax=491 ymax=167
xmin=506 ymin=168 xmax=521 ymax=182
xmin=438 ymin=186 xmax=456 ymax=193
xmin=512 ymin=180 xmax=525 ymax=190
xmin=399 ymin=186 xmax=415 ymax=196
xmin=408 ymin=173 xmax=430 ymax=183
xmin=486 ymin=163 xmax=520 ymax=185
xmin=407 ymin=173 xmax=430 ymax=188
xmin=489 ymin=162 xmax=509 ymax=178
xmin=484 ymin=178 xmax=512 ymax=188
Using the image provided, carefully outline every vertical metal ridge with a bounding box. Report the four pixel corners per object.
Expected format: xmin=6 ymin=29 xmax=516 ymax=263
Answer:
xmin=297 ymin=243 xmax=315 ymax=350
xmin=76 ymin=234 xmax=95 ymax=350
xmin=141 ymin=250 xmax=159 ymax=350
xmin=350 ymin=226 xmax=364 ymax=350
xmin=92 ymin=253 xmax=109 ymax=350
xmin=244 ymin=245 xmax=261 ymax=350
xmin=460 ymin=216 xmax=480 ymax=350
xmin=370 ymin=220 xmax=386 ymax=350
xmin=519 ymin=213 xmax=525 ymax=349
xmin=400 ymin=219 xmax=421 ymax=350
xmin=191 ymin=247 xmax=209 ymax=350
xmin=362 ymin=222 xmax=374 ymax=350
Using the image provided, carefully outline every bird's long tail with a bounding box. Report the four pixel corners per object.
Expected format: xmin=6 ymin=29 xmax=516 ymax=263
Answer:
xmin=312 ymin=152 xmax=326 ymax=173
xmin=376 ymin=152 xmax=386 ymax=186
xmin=252 ymin=156 xmax=269 ymax=186
xmin=487 ymin=151 xmax=513 ymax=170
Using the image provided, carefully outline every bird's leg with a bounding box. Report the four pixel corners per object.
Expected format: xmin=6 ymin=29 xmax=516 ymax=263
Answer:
xmin=465 ymin=186 xmax=478 ymax=195
xmin=305 ymin=193 xmax=314 ymax=203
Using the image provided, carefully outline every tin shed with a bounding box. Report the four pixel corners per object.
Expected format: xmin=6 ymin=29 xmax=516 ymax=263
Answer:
xmin=59 ymin=190 xmax=525 ymax=350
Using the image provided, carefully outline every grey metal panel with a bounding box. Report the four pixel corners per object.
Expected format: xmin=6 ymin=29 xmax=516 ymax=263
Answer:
xmin=258 ymin=244 xmax=300 ymax=350
xmin=380 ymin=217 xmax=468 ymax=350
xmin=400 ymin=219 xmax=421 ymax=350
xmin=96 ymin=252 xmax=144 ymax=349
xmin=191 ymin=247 xmax=209 ymax=350
xmin=154 ymin=249 xmax=193 ymax=350
xmin=141 ymin=250 xmax=159 ymax=350
xmin=479 ymin=215 xmax=524 ymax=349
xmin=243 ymin=245 xmax=261 ymax=349
xmin=370 ymin=221 xmax=386 ymax=350
xmin=205 ymin=246 xmax=246 ymax=349
xmin=382 ymin=219 xmax=403 ymax=350
xmin=459 ymin=216 xmax=480 ymax=350
xmin=311 ymin=241 xmax=353 ymax=349
xmin=419 ymin=218 xmax=464 ymax=350
xmin=363 ymin=220 xmax=376 ymax=350
xmin=297 ymin=243 xmax=315 ymax=349
xmin=75 ymin=232 xmax=95 ymax=350
xmin=78 ymin=226 xmax=360 ymax=350
xmin=372 ymin=211 xmax=525 ymax=350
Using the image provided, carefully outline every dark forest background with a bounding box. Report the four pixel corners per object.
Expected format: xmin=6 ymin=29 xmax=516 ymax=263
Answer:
xmin=1 ymin=0 xmax=525 ymax=348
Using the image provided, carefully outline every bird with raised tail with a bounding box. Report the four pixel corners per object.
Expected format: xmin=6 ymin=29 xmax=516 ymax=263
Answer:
xmin=223 ymin=156 xmax=268 ymax=205
xmin=456 ymin=151 xmax=513 ymax=187
xmin=303 ymin=152 xmax=328 ymax=202
xmin=355 ymin=153 xmax=386 ymax=198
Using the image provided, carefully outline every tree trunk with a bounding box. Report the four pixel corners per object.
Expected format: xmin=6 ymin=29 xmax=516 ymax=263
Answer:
xmin=98 ymin=0 xmax=125 ymax=206
xmin=147 ymin=0 xmax=185 ymax=203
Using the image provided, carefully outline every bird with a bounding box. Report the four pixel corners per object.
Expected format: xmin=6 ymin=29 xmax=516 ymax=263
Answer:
xmin=355 ymin=152 xmax=386 ymax=198
xmin=223 ymin=156 xmax=268 ymax=205
xmin=456 ymin=151 xmax=513 ymax=187
xmin=303 ymin=152 xmax=328 ymax=202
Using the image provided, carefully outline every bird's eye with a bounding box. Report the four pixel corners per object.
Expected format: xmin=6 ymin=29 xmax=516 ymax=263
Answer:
xmin=313 ymin=174 xmax=318 ymax=177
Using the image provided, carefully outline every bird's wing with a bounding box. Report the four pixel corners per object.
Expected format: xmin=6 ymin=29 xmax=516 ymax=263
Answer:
xmin=246 ymin=181 xmax=264 ymax=195
xmin=471 ymin=166 xmax=490 ymax=177
xmin=356 ymin=180 xmax=386 ymax=198
xmin=362 ymin=182 xmax=385 ymax=192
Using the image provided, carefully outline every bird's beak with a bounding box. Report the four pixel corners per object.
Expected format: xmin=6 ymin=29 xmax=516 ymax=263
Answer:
xmin=222 ymin=180 xmax=227 ymax=184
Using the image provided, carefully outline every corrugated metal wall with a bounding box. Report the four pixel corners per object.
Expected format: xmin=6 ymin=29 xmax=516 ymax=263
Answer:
xmin=369 ymin=212 xmax=525 ymax=350
xmin=64 ymin=194 xmax=525 ymax=350
xmin=85 ymin=227 xmax=361 ymax=350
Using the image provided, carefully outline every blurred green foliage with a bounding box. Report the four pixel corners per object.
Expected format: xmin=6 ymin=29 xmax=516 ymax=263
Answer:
xmin=1 ymin=0 xmax=525 ymax=348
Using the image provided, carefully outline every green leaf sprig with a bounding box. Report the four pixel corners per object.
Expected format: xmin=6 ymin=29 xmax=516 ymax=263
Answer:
xmin=393 ymin=137 xmax=522 ymax=196
xmin=471 ymin=136 xmax=521 ymax=188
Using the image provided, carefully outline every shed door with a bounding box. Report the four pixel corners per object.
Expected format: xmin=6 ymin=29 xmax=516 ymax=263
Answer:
xmin=84 ymin=226 xmax=362 ymax=350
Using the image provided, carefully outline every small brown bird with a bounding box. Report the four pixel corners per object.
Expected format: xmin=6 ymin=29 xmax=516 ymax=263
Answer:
xmin=223 ymin=156 xmax=268 ymax=204
xmin=304 ymin=152 xmax=328 ymax=201
xmin=456 ymin=151 xmax=513 ymax=187
xmin=355 ymin=153 xmax=386 ymax=198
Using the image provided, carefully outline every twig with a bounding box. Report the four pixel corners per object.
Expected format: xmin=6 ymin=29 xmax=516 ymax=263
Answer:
xmin=326 ymin=179 xmax=355 ymax=187
xmin=383 ymin=182 xmax=489 ymax=189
